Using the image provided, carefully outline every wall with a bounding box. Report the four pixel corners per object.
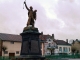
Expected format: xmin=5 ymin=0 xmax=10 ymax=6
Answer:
xmin=2 ymin=41 xmax=21 ymax=56
xmin=41 ymin=43 xmax=45 ymax=56
xmin=58 ymin=45 xmax=71 ymax=54
xmin=0 ymin=40 xmax=2 ymax=56
xmin=44 ymin=38 xmax=57 ymax=55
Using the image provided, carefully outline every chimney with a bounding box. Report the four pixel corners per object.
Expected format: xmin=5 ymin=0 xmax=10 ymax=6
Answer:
xmin=52 ymin=34 xmax=54 ymax=39
xmin=66 ymin=39 xmax=68 ymax=43
xmin=73 ymin=40 xmax=74 ymax=44
xmin=41 ymin=32 xmax=43 ymax=35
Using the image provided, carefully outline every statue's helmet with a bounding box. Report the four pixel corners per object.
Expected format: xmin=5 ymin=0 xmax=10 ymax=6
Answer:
xmin=30 ymin=6 xmax=33 ymax=10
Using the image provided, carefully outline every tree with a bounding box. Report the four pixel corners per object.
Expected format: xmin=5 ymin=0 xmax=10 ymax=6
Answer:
xmin=76 ymin=50 xmax=79 ymax=54
xmin=71 ymin=47 xmax=76 ymax=55
xmin=2 ymin=45 xmax=7 ymax=56
xmin=47 ymin=47 xmax=55 ymax=55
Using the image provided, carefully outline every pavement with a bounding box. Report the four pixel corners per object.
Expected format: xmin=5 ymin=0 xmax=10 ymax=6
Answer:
xmin=49 ymin=58 xmax=80 ymax=60
xmin=69 ymin=59 xmax=80 ymax=60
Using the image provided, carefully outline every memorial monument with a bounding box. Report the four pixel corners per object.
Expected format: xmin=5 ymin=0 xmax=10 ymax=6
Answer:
xmin=16 ymin=0 xmax=45 ymax=60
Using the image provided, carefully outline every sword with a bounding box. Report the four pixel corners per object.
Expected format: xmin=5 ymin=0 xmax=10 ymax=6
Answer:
xmin=23 ymin=0 xmax=26 ymax=9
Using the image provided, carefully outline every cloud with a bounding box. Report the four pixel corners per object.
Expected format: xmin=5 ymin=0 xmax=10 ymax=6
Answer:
xmin=0 ymin=0 xmax=80 ymax=40
xmin=52 ymin=0 xmax=80 ymax=40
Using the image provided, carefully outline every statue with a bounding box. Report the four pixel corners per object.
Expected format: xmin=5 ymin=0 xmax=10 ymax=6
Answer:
xmin=24 ymin=1 xmax=37 ymax=27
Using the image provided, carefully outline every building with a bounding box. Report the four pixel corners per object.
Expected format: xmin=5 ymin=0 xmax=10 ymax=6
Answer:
xmin=40 ymin=34 xmax=58 ymax=55
xmin=0 ymin=33 xmax=72 ymax=56
xmin=0 ymin=33 xmax=52 ymax=56
xmin=0 ymin=33 xmax=22 ymax=56
xmin=55 ymin=39 xmax=71 ymax=55
xmin=40 ymin=33 xmax=71 ymax=55
xmin=44 ymin=38 xmax=57 ymax=55
xmin=71 ymin=39 xmax=80 ymax=53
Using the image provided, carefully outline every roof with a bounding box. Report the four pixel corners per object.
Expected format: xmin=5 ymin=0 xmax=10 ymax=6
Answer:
xmin=39 ymin=34 xmax=52 ymax=43
xmin=0 ymin=33 xmax=71 ymax=46
xmin=72 ymin=39 xmax=80 ymax=44
xmin=55 ymin=40 xmax=71 ymax=46
xmin=39 ymin=34 xmax=53 ymax=40
xmin=0 ymin=33 xmax=22 ymax=42
xmin=0 ymin=33 xmax=53 ymax=42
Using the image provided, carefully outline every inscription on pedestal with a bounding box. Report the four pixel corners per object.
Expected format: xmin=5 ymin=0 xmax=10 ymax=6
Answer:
xmin=22 ymin=41 xmax=28 ymax=54
xmin=31 ymin=40 xmax=39 ymax=53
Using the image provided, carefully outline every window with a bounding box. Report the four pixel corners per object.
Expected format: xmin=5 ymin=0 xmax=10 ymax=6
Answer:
xmin=59 ymin=47 xmax=62 ymax=52
xmin=63 ymin=47 xmax=65 ymax=52
xmin=65 ymin=47 xmax=68 ymax=52
xmin=54 ymin=43 xmax=56 ymax=47
xmin=69 ymin=47 xmax=70 ymax=51
xmin=16 ymin=51 xmax=19 ymax=54
xmin=63 ymin=47 xmax=68 ymax=52
xmin=10 ymin=41 xmax=14 ymax=44
xmin=49 ymin=43 xmax=51 ymax=47
xmin=4 ymin=51 xmax=8 ymax=54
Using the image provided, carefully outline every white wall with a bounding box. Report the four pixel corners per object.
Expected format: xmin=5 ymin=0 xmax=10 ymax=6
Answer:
xmin=57 ymin=45 xmax=71 ymax=54
xmin=44 ymin=38 xmax=57 ymax=55
xmin=2 ymin=41 xmax=21 ymax=56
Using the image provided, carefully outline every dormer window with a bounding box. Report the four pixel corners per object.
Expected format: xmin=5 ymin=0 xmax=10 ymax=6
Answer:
xmin=49 ymin=39 xmax=50 ymax=41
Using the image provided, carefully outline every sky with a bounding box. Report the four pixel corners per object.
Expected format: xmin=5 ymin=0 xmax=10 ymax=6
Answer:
xmin=0 ymin=0 xmax=80 ymax=41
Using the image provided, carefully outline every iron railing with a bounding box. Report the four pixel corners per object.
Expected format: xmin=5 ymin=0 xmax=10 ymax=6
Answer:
xmin=45 ymin=54 xmax=80 ymax=59
xmin=0 ymin=54 xmax=80 ymax=60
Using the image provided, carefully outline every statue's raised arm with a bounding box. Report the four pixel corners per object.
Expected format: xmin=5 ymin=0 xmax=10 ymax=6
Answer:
xmin=24 ymin=1 xmax=29 ymax=11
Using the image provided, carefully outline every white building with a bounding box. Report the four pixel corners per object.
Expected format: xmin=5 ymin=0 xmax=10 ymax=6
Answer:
xmin=44 ymin=38 xmax=58 ymax=55
xmin=55 ymin=39 xmax=71 ymax=55
xmin=40 ymin=34 xmax=71 ymax=55
xmin=40 ymin=34 xmax=58 ymax=55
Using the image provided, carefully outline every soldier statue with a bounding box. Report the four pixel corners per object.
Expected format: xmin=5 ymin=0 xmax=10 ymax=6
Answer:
xmin=24 ymin=1 xmax=37 ymax=27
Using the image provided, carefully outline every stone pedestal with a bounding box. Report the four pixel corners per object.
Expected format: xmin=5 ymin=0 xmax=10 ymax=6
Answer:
xmin=16 ymin=55 xmax=45 ymax=60
xmin=16 ymin=26 xmax=45 ymax=60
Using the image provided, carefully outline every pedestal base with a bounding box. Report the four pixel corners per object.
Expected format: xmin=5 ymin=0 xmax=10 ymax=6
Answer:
xmin=16 ymin=55 xmax=45 ymax=60
xmin=19 ymin=26 xmax=45 ymax=60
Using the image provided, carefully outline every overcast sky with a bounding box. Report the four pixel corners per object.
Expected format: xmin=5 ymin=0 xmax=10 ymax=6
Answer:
xmin=0 ymin=0 xmax=80 ymax=41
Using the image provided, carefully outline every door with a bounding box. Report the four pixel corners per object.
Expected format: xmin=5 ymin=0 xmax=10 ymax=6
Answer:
xmin=9 ymin=53 xmax=15 ymax=57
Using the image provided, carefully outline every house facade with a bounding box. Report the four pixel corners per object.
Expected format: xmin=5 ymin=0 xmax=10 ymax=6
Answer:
xmin=57 ymin=45 xmax=71 ymax=54
xmin=0 ymin=33 xmax=52 ymax=56
xmin=55 ymin=39 xmax=71 ymax=55
xmin=2 ymin=41 xmax=21 ymax=56
xmin=71 ymin=39 xmax=80 ymax=53
xmin=40 ymin=34 xmax=72 ymax=55
xmin=44 ymin=38 xmax=58 ymax=55
xmin=40 ymin=34 xmax=58 ymax=55
xmin=0 ymin=33 xmax=72 ymax=56
xmin=0 ymin=33 xmax=22 ymax=56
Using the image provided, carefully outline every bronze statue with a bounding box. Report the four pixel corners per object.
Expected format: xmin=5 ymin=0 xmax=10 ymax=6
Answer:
xmin=24 ymin=1 xmax=37 ymax=27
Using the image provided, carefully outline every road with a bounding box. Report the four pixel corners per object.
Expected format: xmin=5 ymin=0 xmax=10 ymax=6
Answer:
xmin=49 ymin=58 xmax=80 ymax=60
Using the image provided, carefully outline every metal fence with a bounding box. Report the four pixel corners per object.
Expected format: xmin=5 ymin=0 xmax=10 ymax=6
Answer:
xmin=45 ymin=54 xmax=80 ymax=59
xmin=0 ymin=57 xmax=9 ymax=60
xmin=0 ymin=54 xmax=80 ymax=60
xmin=0 ymin=56 xmax=16 ymax=60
